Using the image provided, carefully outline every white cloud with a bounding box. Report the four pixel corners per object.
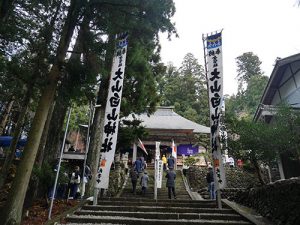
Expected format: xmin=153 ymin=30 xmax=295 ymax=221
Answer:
xmin=160 ymin=0 xmax=300 ymax=95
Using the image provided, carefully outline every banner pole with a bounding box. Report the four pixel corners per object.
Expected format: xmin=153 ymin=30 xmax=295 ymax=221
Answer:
xmin=202 ymin=34 xmax=209 ymax=82
xmin=48 ymin=106 xmax=72 ymax=220
xmin=203 ymin=31 xmax=225 ymax=209
xmin=154 ymin=159 xmax=157 ymax=200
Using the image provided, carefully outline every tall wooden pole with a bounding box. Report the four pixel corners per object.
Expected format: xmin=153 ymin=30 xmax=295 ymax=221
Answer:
xmin=48 ymin=107 xmax=72 ymax=219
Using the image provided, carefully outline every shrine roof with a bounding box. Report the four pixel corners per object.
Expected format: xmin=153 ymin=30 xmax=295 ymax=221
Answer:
xmin=124 ymin=106 xmax=210 ymax=134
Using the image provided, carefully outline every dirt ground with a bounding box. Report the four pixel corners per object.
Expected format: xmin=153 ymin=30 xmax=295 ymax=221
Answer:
xmin=21 ymin=199 xmax=79 ymax=225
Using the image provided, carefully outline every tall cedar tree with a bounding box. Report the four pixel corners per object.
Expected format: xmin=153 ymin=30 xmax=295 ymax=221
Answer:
xmin=159 ymin=53 xmax=209 ymax=125
xmin=1 ymin=2 xmax=177 ymax=224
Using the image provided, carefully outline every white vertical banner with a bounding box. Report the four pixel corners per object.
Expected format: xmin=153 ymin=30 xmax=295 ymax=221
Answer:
xmin=205 ymin=32 xmax=226 ymax=189
xmin=154 ymin=141 xmax=160 ymax=200
xmin=157 ymin=160 xmax=163 ymax=188
xmin=171 ymin=139 xmax=177 ymax=159
xmin=95 ymin=34 xmax=128 ymax=189
xmin=155 ymin=141 xmax=160 ymax=160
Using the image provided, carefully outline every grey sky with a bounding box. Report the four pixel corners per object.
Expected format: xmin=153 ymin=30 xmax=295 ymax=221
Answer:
xmin=160 ymin=0 xmax=300 ymax=95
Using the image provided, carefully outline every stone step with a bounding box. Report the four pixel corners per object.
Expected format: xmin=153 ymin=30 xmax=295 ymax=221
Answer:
xmin=122 ymin=186 xmax=187 ymax=190
xmin=120 ymin=194 xmax=190 ymax=200
xmin=82 ymin=205 xmax=236 ymax=214
xmin=121 ymin=191 xmax=190 ymax=198
xmin=98 ymin=197 xmax=214 ymax=204
xmin=76 ymin=210 xmax=246 ymax=221
xmin=122 ymin=169 xmax=191 ymax=201
xmin=65 ymin=215 xmax=252 ymax=225
xmin=60 ymin=167 xmax=253 ymax=225
xmin=93 ymin=200 xmax=218 ymax=208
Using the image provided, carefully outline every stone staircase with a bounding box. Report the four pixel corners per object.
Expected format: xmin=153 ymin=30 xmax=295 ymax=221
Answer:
xmin=59 ymin=167 xmax=253 ymax=224
xmin=120 ymin=167 xmax=190 ymax=200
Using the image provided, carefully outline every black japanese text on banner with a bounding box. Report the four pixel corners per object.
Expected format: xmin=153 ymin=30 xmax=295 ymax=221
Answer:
xmin=95 ymin=35 xmax=128 ymax=189
xmin=206 ymin=32 xmax=226 ymax=188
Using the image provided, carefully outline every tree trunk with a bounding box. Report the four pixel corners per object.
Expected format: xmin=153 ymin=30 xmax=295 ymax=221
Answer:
xmin=0 ymin=66 xmax=60 ymax=225
xmin=0 ymin=0 xmax=15 ymax=24
xmin=42 ymin=102 xmax=68 ymax=165
xmin=0 ymin=100 xmax=14 ymax=135
xmin=86 ymin=106 xmax=105 ymax=195
xmin=0 ymin=1 xmax=81 ymax=223
xmin=0 ymin=90 xmax=31 ymax=188
xmin=23 ymin=102 xmax=55 ymax=207
xmin=42 ymin=9 xmax=89 ymax=165
xmin=23 ymin=0 xmax=64 ymax=205
xmin=36 ymin=103 xmax=55 ymax=166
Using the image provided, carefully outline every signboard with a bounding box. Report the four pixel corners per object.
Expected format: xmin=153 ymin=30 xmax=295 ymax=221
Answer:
xmin=156 ymin=160 xmax=163 ymax=188
xmin=155 ymin=142 xmax=160 ymax=160
xmin=177 ymin=144 xmax=199 ymax=156
xmin=95 ymin=34 xmax=128 ymax=189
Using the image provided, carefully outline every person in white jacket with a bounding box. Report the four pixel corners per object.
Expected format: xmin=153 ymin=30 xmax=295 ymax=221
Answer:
xmin=69 ymin=166 xmax=80 ymax=199
xmin=140 ymin=171 xmax=149 ymax=196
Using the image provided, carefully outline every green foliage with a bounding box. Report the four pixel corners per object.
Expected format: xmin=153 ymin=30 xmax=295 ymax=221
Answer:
xmin=117 ymin=118 xmax=148 ymax=150
xmin=68 ymin=103 xmax=90 ymax=132
xmin=159 ymin=53 xmax=209 ymax=125
xmin=227 ymin=117 xmax=276 ymax=163
xmin=194 ymin=133 xmax=210 ymax=151
xmin=184 ymin=156 xmax=199 ymax=167
xmin=31 ymin=162 xmax=70 ymax=194
xmin=271 ymin=104 xmax=300 ymax=158
xmin=226 ymin=52 xmax=268 ymax=119
xmin=227 ymin=104 xmax=300 ymax=165
xmin=121 ymin=41 xmax=161 ymax=116
xmin=0 ymin=1 xmax=179 ymax=223
xmin=243 ymin=75 xmax=268 ymax=115
xmin=236 ymin=52 xmax=263 ymax=86
xmin=242 ymin=160 xmax=256 ymax=173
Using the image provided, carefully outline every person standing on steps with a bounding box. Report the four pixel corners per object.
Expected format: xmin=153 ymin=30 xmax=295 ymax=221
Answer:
xmin=206 ymin=165 xmax=215 ymax=199
xmin=166 ymin=167 xmax=176 ymax=199
xmin=134 ymin=157 xmax=143 ymax=176
xmin=69 ymin=166 xmax=81 ymax=199
xmin=162 ymin=154 xmax=167 ymax=171
xmin=140 ymin=171 xmax=149 ymax=196
xmin=130 ymin=167 xmax=138 ymax=195
xmin=167 ymin=155 xmax=175 ymax=170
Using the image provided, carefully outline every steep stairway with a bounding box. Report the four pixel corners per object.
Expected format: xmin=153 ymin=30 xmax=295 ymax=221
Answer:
xmin=120 ymin=167 xmax=190 ymax=200
xmin=58 ymin=167 xmax=253 ymax=224
xmin=63 ymin=197 xmax=253 ymax=224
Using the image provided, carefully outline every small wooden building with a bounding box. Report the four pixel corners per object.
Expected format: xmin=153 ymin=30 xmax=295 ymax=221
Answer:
xmin=254 ymin=53 xmax=300 ymax=179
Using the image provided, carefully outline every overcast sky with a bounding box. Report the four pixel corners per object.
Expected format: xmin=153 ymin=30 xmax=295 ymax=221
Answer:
xmin=159 ymin=0 xmax=300 ymax=95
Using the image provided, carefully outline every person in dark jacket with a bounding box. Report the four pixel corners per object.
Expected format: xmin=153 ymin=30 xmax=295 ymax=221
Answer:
xmin=165 ymin=167 xmax=176 ymax=199
xmin=167 ymin=155 xmax=175 ymax=169
xmin=134 ymin=157 xmax=143 ymax=175
xmin=206 ymin=165 xmax=215 ymax=199
xmin=130 ymin=167 xmax=138 ymax=195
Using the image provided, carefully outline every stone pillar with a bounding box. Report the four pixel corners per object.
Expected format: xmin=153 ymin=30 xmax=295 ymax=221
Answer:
xmin=278 ymin=156 xmax=285 ymax=180
xmin=121 ymin=152 xmax=129 ymax=173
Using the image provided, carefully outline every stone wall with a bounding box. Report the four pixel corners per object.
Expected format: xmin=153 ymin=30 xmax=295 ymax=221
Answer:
xmin=187 ymin=166 xmax=261 ymax=190
xmin=106 ymin=161 xmax=126 ymax=197
xmin=232 ymin=178 xmax=300 ymax=225
xmin=187 ymin=166 xmax=300 ymax=224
